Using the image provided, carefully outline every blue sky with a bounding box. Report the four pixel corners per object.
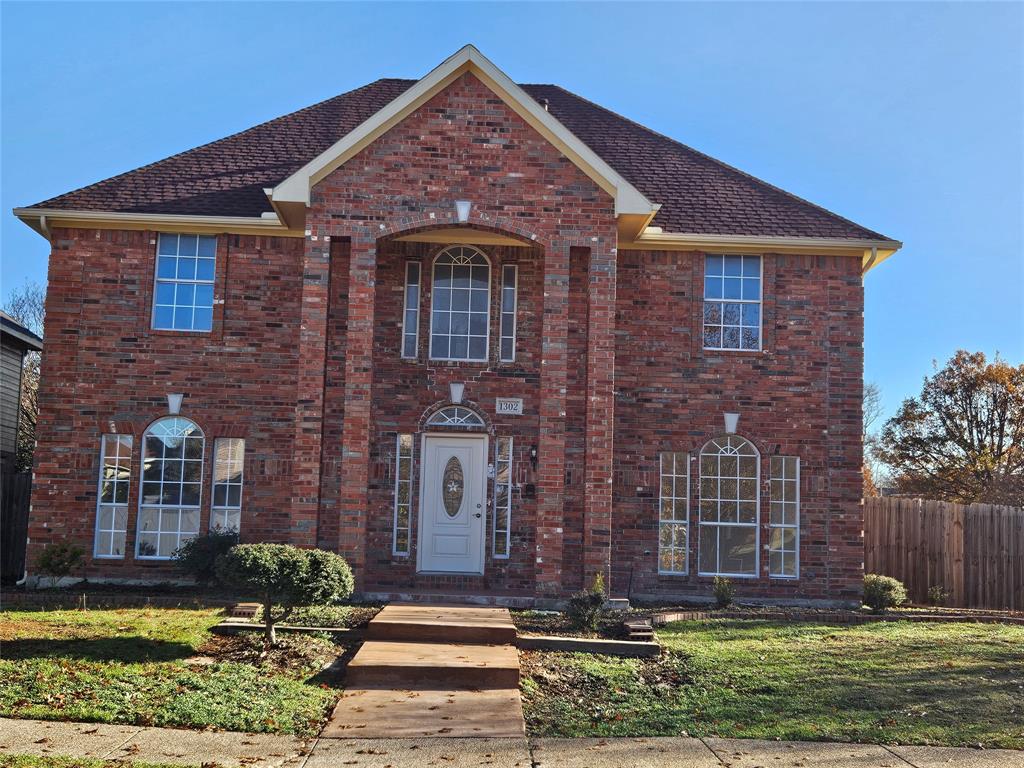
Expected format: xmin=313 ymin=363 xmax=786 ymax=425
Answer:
xmin=2 ymin=2 xmax=1021 ymax=423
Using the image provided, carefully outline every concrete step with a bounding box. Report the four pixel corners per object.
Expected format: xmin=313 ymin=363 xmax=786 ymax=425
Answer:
xmin=321 ymin=686 xmax=525 ymax=738
xmin=345 ymin=640 xmax=520 ymax=689
xmin=366 ymin=603 xmax=517 ymax=645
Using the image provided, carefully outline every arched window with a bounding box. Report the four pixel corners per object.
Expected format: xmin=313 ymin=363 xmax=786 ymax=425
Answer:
xmin=426 ymin=406 xmax=485 ymax=428
xmin=698 ymin=435 xmax=759 ymax=577
xmin=137 ymin=417 xmax=204 ymax=559
xmin=430 ymin=245 xmax=490 ymax=361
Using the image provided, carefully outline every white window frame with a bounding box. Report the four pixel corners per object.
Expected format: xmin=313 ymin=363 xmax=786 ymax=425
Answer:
xmin=136 ymin=417 xmax=204 ymax=560
xmin=769 ymin=456 xmax=800 ymax=579
xmin=492 ymin=437 xmax=513 ymax=558
xmin=425 ymin=406 xmax=486 ymax=428
xmin=658 ymin=451 xmax=689 ymax=575
xmin=210 ymin=438 xmax=244 ymax=532
xmin=94 ymin=434 xmax=133 ymax=559
xmin=401 ymin=261 xmax=421 ymax=359
xmin=499 ymin=265 xmax=518 ymax=362
xmin=429 ymin=245 xmax=491 ymax=362
xmin=152 ymin=233 xmax=217 ymax=333
xmin=393 ymin=434 xmax=414 ymax=556
xmin=702 ymin=254 xmax=762 ymax=352
xmin=697 ymin=435 xmax=760 ymax=578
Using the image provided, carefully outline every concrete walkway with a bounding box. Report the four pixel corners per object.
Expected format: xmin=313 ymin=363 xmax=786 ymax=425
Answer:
xmin=3 ymin=719 xmax=1023 ymax=768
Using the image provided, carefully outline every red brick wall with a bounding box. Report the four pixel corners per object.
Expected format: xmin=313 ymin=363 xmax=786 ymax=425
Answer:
xmin=28 ymin=229 xmax=305 ymax=579
xmin=27 ymin=72 xmax=866 ymax=604
xmin=611 ymin=249 xmax=865 ymax=602
xmin=304 ymin=71 xmax=618 ymax=596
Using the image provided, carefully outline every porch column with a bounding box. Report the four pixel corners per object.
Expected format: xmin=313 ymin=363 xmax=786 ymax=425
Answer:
xmin=290 ymin=234 xmax=332 ymax=547
xmin=583 ymin=244 xmax=617 ymax=590
xmin=337 ymin=231 xmax=377 ymax=584
xmin=535 ymin=242 xmax=571 ymax=596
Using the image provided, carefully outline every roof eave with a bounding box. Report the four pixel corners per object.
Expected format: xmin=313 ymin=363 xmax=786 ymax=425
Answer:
xmin=621 ymin=229 xmax=902 ymax=270
xmin=13 ymin=207 xmax=304 ymax=239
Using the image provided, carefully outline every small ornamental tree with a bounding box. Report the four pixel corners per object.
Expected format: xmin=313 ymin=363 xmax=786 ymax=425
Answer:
xmin=215 ymin=543 xmax=354 ymax=645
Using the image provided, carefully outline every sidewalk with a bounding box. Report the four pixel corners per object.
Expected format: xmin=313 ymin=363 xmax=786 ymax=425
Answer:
xmin=2 ymin=718 xmax=1022 ymax=768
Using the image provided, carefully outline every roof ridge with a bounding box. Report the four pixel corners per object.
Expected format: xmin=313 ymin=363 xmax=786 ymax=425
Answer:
xmin=32 ymin=78 xmax=411 ymax=210
xmin=535 ymin=84 xmax=890 ymax=241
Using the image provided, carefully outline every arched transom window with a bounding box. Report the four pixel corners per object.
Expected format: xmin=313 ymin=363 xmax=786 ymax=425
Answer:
xmin=426 ymin=406 xmax=485 ymax=428
xmin=698 ymin=435 xmax=759 ymax=577
xmin=430 ymin=246 xmax=490 ymax=362
xmin=137 ymin=417 xmax=204 ymax=559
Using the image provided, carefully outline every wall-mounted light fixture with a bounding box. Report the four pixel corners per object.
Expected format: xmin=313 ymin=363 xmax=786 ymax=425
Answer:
xmin=454 ymin=200 xmax=472 ymax=223
xmin=167 ymin=393 xmax=184 ymax=415
xmin=530 ymin=444 xmax=538 ymax=471
xmin=724 ymin=412 xmax=740 ymax=434
xmin=449 ymin=381 xmax=465 ymax=404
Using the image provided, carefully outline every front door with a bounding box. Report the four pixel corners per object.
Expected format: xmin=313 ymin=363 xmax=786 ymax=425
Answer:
xmin=418 ymin=434 xmax=487 ymax=574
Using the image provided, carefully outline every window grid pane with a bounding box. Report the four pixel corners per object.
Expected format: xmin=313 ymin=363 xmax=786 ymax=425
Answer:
xmin=137 ymin=417 xmax=204 ymax=559
xmin=658 ymin=451 xmax=689 ymax=574
xmin=429 ymin=246 xmax=490 ymax=361
xmin=153 ymin=233 xmax=216 ymax=332
xmin=94 ymin=434 xmax=132 ymax=558
xmin=703 ymin=255 xmax=761 ymax=351
xmin=393 ymin=434 xmax=413 ymax=555
xmin=210 ymin=438 xmax=244 ymax=532
xmin=493 ymin=437 xmax=513 ymax=558
xmin=769 ymin=456 xmax=800 ymax=578
xmin=499 ymin=265 xmax=517 ymax=362
xmin=402 ymin=262 xmax=421 ymax=359
xmin=698 ymin=436 xmax=759 ymax=576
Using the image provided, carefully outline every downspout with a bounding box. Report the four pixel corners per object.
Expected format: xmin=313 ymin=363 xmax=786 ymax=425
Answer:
xmin=861 ymin=246 xmax=878 ymax=275
xmin=39 ymin=215 xmax=50 ymax=239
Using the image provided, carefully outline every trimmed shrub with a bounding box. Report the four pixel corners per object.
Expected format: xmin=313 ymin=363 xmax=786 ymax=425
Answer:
xmin=36 ymin=541 xmax=85 ymax=588
xmin=713 ymin=576 xmax=735 ymax=608
xmin=863 ymin=573 xmax=908 ymax=613
xmin=927 ymin=584 xmax=949 ymax=607
xmin=173 ymin=529 xmax=239 ymax=586
xmin=216 ymin=543 xmax=355 ymax=645
xmin=566 ymin=572 xmax=607 ymax=631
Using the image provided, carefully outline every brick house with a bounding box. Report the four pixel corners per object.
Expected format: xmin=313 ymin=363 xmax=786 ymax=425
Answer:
xmin=15 ymin=46 xmax=899 ymax=605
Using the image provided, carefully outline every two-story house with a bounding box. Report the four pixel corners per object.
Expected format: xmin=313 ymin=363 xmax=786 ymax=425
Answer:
xmin=15 ymin=46 xmax=899 ymax=605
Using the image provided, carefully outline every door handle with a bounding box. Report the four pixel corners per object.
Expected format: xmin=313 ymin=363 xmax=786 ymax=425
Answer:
xmin=474 ymin=513 xmax=482 ymax=518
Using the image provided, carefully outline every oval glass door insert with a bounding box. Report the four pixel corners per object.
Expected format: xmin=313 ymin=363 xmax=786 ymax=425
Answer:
xmin=442 ymin=456 xmax=464 ymax=517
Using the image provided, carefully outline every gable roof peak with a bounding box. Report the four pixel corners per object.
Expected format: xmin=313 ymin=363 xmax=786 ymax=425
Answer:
xmin=268 ymin=44 xmax=658 ymax=225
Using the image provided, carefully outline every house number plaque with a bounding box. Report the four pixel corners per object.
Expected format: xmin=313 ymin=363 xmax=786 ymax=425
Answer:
xmin=495 ymin=398 xmax=524 ymax=416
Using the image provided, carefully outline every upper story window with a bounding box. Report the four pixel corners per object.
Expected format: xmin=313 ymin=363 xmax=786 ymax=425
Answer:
xmin=153 ymin=233 xmax=216 ymax=332
xmin=430 ymin=246 xmax=490 ymax=362
xmin=703 ymin=255 xmax=761 ymax=351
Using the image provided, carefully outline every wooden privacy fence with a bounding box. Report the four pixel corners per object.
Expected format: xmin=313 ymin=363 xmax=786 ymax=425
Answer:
xmin=1 ymin=471 xmax=32 ymax=582
xmin=864 ymin=497 xmax=1024 ymax=611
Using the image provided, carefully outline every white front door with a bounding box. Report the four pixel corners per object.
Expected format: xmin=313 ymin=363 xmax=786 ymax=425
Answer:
xmin=418 ymin=434 xmax=487 ymax=574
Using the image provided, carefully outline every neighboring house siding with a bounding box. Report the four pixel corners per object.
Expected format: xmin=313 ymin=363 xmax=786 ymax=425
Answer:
xmin=0 ymin=342 xmax=25 ymax=459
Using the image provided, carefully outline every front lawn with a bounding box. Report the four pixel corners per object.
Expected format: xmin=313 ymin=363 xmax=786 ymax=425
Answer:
xmin=0 ymin=608 xmax=348 ymax=736
xmin=521 ymin=619 xmax=1024 ymax=748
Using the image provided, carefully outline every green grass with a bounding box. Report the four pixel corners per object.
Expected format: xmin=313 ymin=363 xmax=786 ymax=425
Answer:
xmin=0 ymin=756 xmax=186 ymax=768
xmin=521 ymin=619 xmax=1024 ymax=748
xmin=0 ymin=609 xmax=341 ymax=737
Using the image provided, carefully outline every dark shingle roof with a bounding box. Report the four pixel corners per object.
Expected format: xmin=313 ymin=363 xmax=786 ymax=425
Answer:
xmin=26 ymin=78 xmax=889 ymax=240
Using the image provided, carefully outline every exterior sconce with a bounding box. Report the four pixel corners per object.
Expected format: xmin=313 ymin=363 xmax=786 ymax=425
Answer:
xmin=454 ymin=200 xmax=472 ymax=223
xmin=724 ymin=412 xmax=740 ymax=434
xmin=530 ymin=444 xmax=538 ymax=471
xmin=167 ymin=393 xmax=184 ymax=415
xmin=449 ymin=381 xmax=465 ymax=404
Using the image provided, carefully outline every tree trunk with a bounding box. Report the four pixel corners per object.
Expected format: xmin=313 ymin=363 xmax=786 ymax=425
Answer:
xmin=264 ymin=598 xmax=276 ymax=646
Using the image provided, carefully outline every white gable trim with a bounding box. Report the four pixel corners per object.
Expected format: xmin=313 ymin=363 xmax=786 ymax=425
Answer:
xmin=269 ymin=45 xmax=657 ymax=218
